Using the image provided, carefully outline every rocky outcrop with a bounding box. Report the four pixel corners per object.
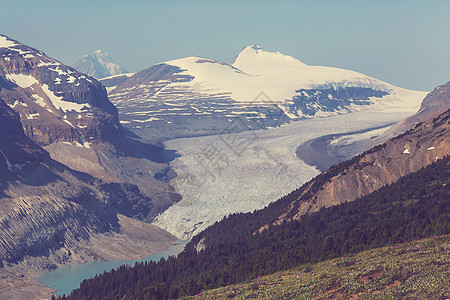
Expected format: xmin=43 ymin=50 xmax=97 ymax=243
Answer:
xmin=372 ymin=81 xmax=450 ymax=142
xmin=0 ymin=34 xmax=122 ymax=146
xmin=285 ymin=86 xmax=388 ymax=118
xmin=415 ymin=80 xmax=450 ymax=122
xmin=0 ymin=97 xmax=49 ymax=180
xmin=275 ymin=107 xmax=449 ymax=224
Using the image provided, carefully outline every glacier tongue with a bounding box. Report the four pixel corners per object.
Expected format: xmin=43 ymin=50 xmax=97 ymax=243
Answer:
xmin=152 ymin=110 xmax=414 ymax=239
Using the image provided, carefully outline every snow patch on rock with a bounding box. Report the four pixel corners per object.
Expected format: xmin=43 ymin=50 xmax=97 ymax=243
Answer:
xmin=6 ymin=74 xmax=38 ymax=88
xmin=0 ymin=36 xmax=17 ymax=48
xmin=42 ymin=84 xmax=90 ymax=112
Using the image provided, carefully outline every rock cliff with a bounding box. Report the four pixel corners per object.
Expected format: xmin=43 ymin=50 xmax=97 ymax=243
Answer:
xmin=0 ymin=34 xmax=121 ymax=146
xmin=0 ymin=97 xmax=49 ymax=181
xmin=371 ymin=80 xmax=450 ymax=143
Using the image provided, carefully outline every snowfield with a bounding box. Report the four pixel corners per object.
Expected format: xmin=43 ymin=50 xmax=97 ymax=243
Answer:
xmin=163 ymin=45 xmax=423 ymax=111
xmin=110 ymin=45 xmax=426 ymax=140
xmin=152 ymin=110 xmax=417 ymax=239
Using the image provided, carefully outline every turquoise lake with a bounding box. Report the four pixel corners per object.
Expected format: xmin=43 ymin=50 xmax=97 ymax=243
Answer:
xmin=37 ymin=240 xmax=189 ymax=297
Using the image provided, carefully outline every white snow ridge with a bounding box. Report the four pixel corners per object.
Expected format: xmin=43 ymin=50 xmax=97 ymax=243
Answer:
xmin=156 ymin=45 xmax=426 ymax=114
xmin=0 ymin=35 xmax=17 ymax=48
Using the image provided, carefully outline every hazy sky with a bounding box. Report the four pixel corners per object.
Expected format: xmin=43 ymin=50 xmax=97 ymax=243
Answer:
xmin=1 ymin=0 xmax=449 ymax=91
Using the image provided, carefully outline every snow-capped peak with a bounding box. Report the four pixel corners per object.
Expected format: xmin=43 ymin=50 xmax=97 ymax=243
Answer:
xmin=72 ymin=49 xmax=128 ymax=79
xmin=232 ymin=45 xmax=307 ymax=75
xmin=249 ymin=44 xmax=263 ymax=52
xmin=133 ymin=46 xmax=424 ymax=112
xmin=91 ymin=49 xmax=113 ymax=62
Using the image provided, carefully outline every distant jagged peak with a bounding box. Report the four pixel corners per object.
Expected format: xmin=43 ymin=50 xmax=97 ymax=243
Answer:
xmin=72 ymin=49 xmax=128 ymax=79
xmin=91 ymin=49 xmax=113 ymax=62
xmin=232 ymin=44 xmax=307 ymax=74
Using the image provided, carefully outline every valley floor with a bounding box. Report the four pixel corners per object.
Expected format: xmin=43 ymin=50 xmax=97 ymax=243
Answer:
xmin=185 ymin=235 xmax=450 ymax=299
xmin=0 ymin=215 xmax=177 ymax=300
xmin=0 ymin=268 xmax=56 ymax=300
xmin=153 ymin=110 xmax=414 ymax=239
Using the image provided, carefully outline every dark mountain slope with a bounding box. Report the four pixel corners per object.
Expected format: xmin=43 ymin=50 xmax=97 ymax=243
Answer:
xmin=67 ymin=150 xmax=449 ymax=300
xmin=0 ymin=97 xmax=176 ymax=272
xmin=0 ymin=97 xmax=49 ymax=181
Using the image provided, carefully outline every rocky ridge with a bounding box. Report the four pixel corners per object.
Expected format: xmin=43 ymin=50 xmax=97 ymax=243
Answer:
xmin=273 ymin=106 xmax=449 ymax=227
xmin=376 ymin=80 xmax=450 ymax=141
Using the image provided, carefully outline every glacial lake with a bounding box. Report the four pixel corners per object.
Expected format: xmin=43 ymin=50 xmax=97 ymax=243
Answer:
xmin=37 ymin=240 xmax=189 ymax=297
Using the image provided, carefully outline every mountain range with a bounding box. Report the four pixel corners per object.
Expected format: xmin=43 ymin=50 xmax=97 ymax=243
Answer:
xmin=1 ymin=33 xmax=449 ymax=299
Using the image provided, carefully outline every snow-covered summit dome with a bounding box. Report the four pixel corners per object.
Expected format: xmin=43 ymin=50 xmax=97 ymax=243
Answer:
xmin=232 ymin=45 xmax=307 ymax=75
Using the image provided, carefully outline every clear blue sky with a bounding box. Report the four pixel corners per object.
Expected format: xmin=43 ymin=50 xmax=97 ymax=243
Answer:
xmin=1 ymin=0 xmax=449 ymax=91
